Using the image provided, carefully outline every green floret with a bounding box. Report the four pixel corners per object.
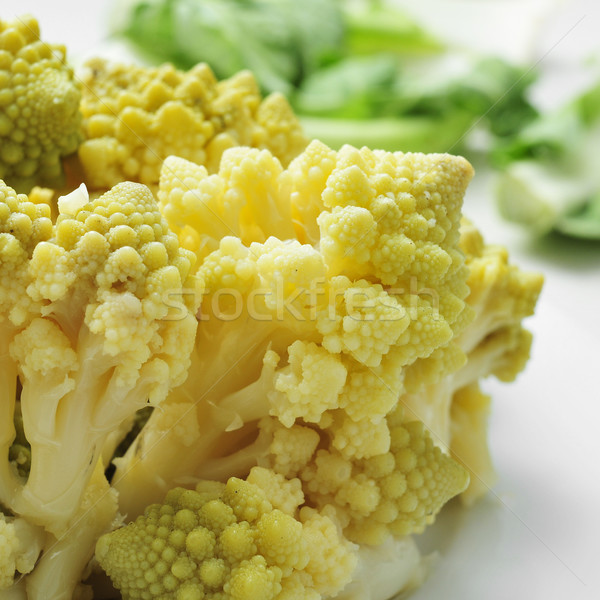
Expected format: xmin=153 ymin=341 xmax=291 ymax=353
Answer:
xmin=0 ymin=15 xmax=82 ymax=193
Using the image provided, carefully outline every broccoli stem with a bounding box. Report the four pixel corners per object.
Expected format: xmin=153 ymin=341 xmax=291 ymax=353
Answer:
xmin=16 ymin=330 xmax=151 ymax=534
xmin=24 ymin=460 xmax=118 ymax=600
xmin=0 ymin=332 xmax=21 ymax=512
xmin=111 ymin=317 xmax=300 ymax=519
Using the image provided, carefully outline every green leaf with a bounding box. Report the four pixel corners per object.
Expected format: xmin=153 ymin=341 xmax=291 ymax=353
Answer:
xmin=343 ymin=0 xmax=444 ymax=56
xmin=120 ymin=0 xmax=345 ymax=94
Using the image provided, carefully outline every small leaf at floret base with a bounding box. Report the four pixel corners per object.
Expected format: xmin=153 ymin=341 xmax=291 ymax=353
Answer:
xmin=57 ymin=183 xmax=89 ymax=216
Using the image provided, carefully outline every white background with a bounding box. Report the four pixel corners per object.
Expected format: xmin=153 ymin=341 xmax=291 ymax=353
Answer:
xmin=3 ymin=1 xmax=600 ymax=599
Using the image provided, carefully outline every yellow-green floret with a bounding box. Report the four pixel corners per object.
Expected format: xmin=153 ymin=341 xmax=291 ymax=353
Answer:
xmin=96 ymin=476 xmax=357 ymax=599
xmin=78 ymin=59 xmax=307 ymax=190
xmin=0 ymin=15 xmax=81 ymax=192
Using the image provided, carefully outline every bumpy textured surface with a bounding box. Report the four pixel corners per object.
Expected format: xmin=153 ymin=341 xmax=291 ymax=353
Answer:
xmin=263 ymin=405 xmax=469 ymax=545
xmin=21 ymin=181 xmax=200 ymax=391
xmin=101 ymin=141 xmax=543 ymax=599
xmin=0 ymin=179 xmax=52 ymax=326
xmin=0 ymin=15 xmax=81 ymax=192
xmin=1 ymin=180 xmax=202 ymax=536
xmin=96 ymin=475 xmax=356 ymax=599
xmin=114 ymin=143 xmax=477 ymax=523
xmin=78 ymin=59 xmax=307 ymax=190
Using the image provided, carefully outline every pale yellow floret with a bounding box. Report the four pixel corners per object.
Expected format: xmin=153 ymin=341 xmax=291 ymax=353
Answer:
xmin=0 ymin=180 xmax=52 ymax=326
xmin=296 ymin=407 xmax=469 ymax=546
xmin=288 ymin=139 xmax=337 ymax=245
xmin=317 ymin=205 xmax=378 ymax=273
xmin=1 ymin=179 xmax=203 ymax=536
xmin=314 ymin=145 xmax=474 ymax=288
xmin=255 ymin=510 xmax=309 ymax=574
xmin=0 ymin=16 xmax=81 ymax=192
xmin=252 ymin=92 xmax=308 ymax=167
xmin=221 ymin=477 xmax=272 ymax=524
xmin=0 ymin=513 xmax=44 ymax=590
xmin=339 ymin=350 xmax=405 ymax=423
xmin=317 ymin=278 xmax=410 ymax=368
xmin=385 ymin=418 xmax=469 ymax=538
xmin=259 ymin=417 xmax=321 ymax=479
xmin=329 ymin=413 xmax=392 ymax=460
xmin=246 ymin=466 xmax=304 ymax=515
xmin=79 ymin=59 xmax=307 ymax=190
xmin=10 ymin=317 xmax=77 ymax=390
xmin=458 ymin=218 xmax=544 ymax=355
xmin=226 ymin=556 xmax=282 ymax=600
xmin=27 ymin=181 xmax=201 ymax=390
xmin=199 ymin=236 xmax=258 ymax=295
xmin=270 ymin=340 xmax=347 ymax=426
xmin=301 ymin=449 xmax=353 ymax=499
xmin=159 ymin=149 xmax=298 ymax=265
xmin=298 ymin=506 xmax=358 ymax=597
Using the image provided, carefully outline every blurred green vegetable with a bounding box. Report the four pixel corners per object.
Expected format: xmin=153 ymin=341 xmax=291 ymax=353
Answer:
xmin=295 ymin=55 xmax=538 ymax=153
xmin=494 ymin=81 xmax=600 ymax=239
xmin=120 ymin=0 xmax=345 ymax=95
xmin=120 ymin=0 xmax=442 ymax=97
xmin=342 ymin=0 xmax=443 ymax=56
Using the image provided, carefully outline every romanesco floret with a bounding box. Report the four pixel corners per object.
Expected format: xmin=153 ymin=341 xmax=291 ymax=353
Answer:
xmin=399 ymin=218 xmax=543 ymax=503
xmin=0 ymin=15 xmax=81 ymax=193
xmin=1 ymin=179 xmax=52 ymax=527
xmin=0 ymin=176 xmax=202 ymax=598
xmin=158 ymin=149 xmax=298 ymax=263
xmin=113 ymin=142 xmax=476 ymax=520
xmin=96 ymin=475 xmax=356 ymax=599
xmin=78 ymin=59 xmax=307 ymax=190
xmin=3 ymin=180 xmax=201 ymax=534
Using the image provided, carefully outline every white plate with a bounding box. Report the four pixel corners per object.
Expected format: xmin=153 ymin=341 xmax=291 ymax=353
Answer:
xmin=410 ymin=300 xmax=600 ymax=600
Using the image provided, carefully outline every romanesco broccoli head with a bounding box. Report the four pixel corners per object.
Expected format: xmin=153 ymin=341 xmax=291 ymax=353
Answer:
xmin=0 ymin=15 xmax=82 ymax=193
xmin=111 ymin=141 xmax=543 ymax=557
xmin=96 ymin=475 xmax=356 ymax=599
xmin=78 ymin=59 xmax=307 ymax=190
